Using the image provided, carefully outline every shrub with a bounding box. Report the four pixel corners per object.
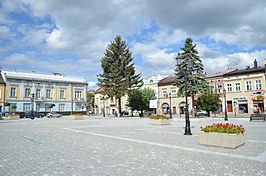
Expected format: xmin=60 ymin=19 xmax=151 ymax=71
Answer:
xmin=201 ymin=123 xmax=245 ymax=134
xmin=149 ymin=115 xmax=170 ymax=119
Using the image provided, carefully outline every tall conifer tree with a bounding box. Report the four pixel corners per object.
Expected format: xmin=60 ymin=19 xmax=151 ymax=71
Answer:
xmin=174 ymin=38 xmax=209 ymax=116
xmin=97 ymin=36 xmax=143 ymax=117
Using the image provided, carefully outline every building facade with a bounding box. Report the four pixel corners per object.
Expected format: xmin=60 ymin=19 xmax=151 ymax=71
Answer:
xmin=158 ymin=75 xmax=193 ymax=115
xmin=222 ymin=59 xmax=266 ymax=115
xmin=2 ymin=71 xmax=88 ymax=114
xmin=0 ymin=71 xmax=6 ymax=112
xmin=94 ymin=87 xmax=128 ymax=116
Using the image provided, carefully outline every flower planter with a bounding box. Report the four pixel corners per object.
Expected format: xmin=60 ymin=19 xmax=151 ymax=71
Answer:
xmin=8 ymin=115 xmax=20 ymax=120
xmin=68 ymin=115 xmax=85 ymax=120
xmin=149 ymin=119 xmax=171 ymax=125
xmin=198 ymin=132 xmax=245 ymax=148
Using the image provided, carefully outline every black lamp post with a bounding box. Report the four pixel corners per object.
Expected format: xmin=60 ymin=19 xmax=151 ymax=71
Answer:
xmin=168 ymin=92 xmax=172 ymax=118
xmin=177 ymin=55 xmax=192 ymax=135
xmin=184 ymin=73 xmax=192 ymax=135
xmin=224 ymin=89 xmax=228 ymax=121
xmin=31 ymin=93 xmax=35 ymax=119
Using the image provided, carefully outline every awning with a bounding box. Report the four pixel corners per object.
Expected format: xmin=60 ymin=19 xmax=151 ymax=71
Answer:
xmin=179 ymin=103 xmax=186 ymax=107
xmin=162 ymin=103 xmax=169 ymax=108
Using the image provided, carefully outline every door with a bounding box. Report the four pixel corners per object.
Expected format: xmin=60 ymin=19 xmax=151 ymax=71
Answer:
xmin=173 ymin=106 xmax=177 ymax=114
xmin=227 ymin=101 xmax=233 ymax=112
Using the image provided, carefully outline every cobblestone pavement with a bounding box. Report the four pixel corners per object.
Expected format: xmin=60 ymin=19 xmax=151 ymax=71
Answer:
xmin=0 ymin=116 xmax=266 ymax=176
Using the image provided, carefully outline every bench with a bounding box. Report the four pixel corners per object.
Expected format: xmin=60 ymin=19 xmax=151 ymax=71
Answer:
xmin=250 ymin=114 xmax=266 ymax=121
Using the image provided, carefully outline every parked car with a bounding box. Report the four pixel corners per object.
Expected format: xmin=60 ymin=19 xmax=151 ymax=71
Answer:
xmin=47 ymin=112 xmax=62 ymax=118
xmin=20 ymin=111 xmax=45 ymax=118
xmin=195 ymin=110 xmax=208 ymax=117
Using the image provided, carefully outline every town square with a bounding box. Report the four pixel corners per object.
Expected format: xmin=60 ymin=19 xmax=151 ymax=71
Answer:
xmin=0 ymin=116 xmax=266 ymax=175
xmin=1 ymin=0 xmax=266 ymax=175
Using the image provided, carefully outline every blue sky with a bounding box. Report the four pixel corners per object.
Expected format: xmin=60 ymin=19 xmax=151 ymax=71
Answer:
xmin=1 ymin=0 xmax=266 ymax=89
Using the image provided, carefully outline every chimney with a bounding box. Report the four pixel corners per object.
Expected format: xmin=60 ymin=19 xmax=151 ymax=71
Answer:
xmin=254 ymin=59 xmax=258 ymax=68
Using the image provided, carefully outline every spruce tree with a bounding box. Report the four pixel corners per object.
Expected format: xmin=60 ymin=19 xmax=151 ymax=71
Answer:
xmin=174 ymin=38 xmax=209 ymax=116
xmin=97 ymin=36 xmax=143 ymax=117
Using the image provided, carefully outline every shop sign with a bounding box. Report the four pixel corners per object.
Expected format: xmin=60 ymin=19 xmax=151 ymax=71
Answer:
xmin=233 ymin=97 xmax=247 ymax=100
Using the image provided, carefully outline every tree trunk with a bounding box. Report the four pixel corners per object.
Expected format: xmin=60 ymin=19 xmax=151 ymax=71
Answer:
xmin=118 ymin=97 xmax=122 ymax=117
xmin=140 ymin=110 xmax=143 ymax=118
xmin=207 ymin=111 xmax=210 ymax=117
xmin=191 ymin=91 xmax=195 ymax=117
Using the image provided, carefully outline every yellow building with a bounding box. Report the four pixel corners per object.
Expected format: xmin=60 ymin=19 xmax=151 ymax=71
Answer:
xmin=0 ymin=71 xmax=6 ymax=112
xmin=223 ymin=59 xmax=266 ymax=115
xmin=94 ymin=87 xmax=128 ymax=116
xmin=2 ymin=70 xmax=88 ymax=114
xmin=158 ymin=75 xmax=193 ymax=115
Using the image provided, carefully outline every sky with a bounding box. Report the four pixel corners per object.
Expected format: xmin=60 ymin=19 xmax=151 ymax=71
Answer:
xmin=1 ymin=0 xmax=266 ymax=90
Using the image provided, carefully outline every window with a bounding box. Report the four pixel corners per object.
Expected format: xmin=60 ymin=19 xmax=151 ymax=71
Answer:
xmin=10 ymin=87 xmax=16 ymax=97
xmin=75 ymin=90 xmax=82 ymax=99
xmin=45 ymin=104 xmax=50 ymax=112
xmin=36 ymin=103 xmax=40 ymax=112
xmin=10 ymin=103 xmax=17 ymax=112
xmin=46 ymin=89 xmax=51 ymax=98
xmin=36 ymin=88 xmax=41 ymax=98
xmin=217 ymin=85 xmax=223 ymax=94
xmin=60 ymin=89 xmax=65 ymax=99
xmin=23 ymin=103 xmax=31 ymax=112
xmin=227 ymin=84 xmax=232 ymax=92
xmin=235 ymin=83 xmax=241 ymax=92
xmin=255 ymin=80 xmax=262 ymax=90
xmin=246 ymin=81 xmax=252 ymax=91
xmin=75 ymin=104 xmax=82 ymax=111
xmin=59 ymin=104 xmax=65 ymax=111
xmin=172 ymin=90 xmax=177 ymax=97
xmin=163 ymin=91 xmax=167 ymax=98
xmin=25 ymin=88 xmax=31 ymax=97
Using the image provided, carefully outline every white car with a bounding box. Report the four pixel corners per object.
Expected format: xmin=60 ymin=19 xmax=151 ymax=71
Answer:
xmin=47 ymin=112 xmax=62 ymax=118
xmin=196 ymin=110 xmax=208 ymax=116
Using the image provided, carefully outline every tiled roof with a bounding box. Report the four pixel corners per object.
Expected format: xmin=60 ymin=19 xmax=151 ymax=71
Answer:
xmin=3 ymin=71 xmax=87 ymax=84
xmin=158 ymin=75 xmax=177 ymax=86
xmin=223 ymin=67 xmax=265 ymax=76
xmin=95 ymin=87 xmax=105 ymax=93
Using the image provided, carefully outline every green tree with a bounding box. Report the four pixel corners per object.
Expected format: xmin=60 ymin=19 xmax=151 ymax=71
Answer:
xmin=174 ymin=38 xmax=209 ymax=116
xmin=127 ymin=88 xmax=156 ymax=117
xmin=48 ymin=103 xmax=56 ymax=112
xmin=87 ymin=91 xmax=95 ymax=113
xmin=198 ymin=93 xmax=221 ymax=117
xmin=97 ymin=35 xmax=143 ymax=117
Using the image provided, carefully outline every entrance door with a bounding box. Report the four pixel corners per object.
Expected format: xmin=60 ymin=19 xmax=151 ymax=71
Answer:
xmin=227 ymin=101 xmax=233 ymax=112
xmin=173 ymin=106 xmax=176 ymax=114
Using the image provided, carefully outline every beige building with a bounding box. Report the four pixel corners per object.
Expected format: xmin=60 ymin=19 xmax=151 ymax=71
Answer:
xmin=222 ymin=59 xmax=266 ymax=115
xmin=0 ymin=71 xmax=6 ymax=112
xmin=94 ymin=87 xmax=128 ymax=116
xmin=158 ymin=75 xmax=193 ymax=115
xmin=94 ymin=75 xmax=164 ymax=116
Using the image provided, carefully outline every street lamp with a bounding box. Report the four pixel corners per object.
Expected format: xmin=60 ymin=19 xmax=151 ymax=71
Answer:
xmin=31 ymin=93 xmax=35 ymax=119
xmin=177 ymin=56 xmax=192 ymax=135
xmin=167 ymin=92 xmax=172 ymax=118
xmin=224 ymin=89 xmax=228 ymax=121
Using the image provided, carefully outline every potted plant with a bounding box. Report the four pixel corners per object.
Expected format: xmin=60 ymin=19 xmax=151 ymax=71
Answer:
xmin=149 ymin=115 xmax=171 ymax=125
xmin=198 ymin=123 xmax=245 ymax=148
xmin=8 ymin=113 xmax=20 ymax=120
xmin=70 ymin=113 xmax=85 ymax=120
